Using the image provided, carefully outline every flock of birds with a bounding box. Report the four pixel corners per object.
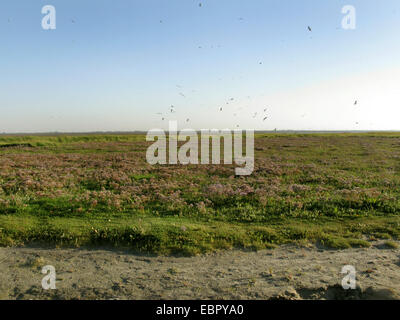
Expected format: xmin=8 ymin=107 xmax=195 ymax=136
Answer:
xmin=6 ymin=3 xmax=361 ymax=129
xmin=156 ymin=91 xmax=359 ymax=128
xmin=156 ymin=90 xmax=273 ymax=128
xmin=153 ymin=13 xmax=360 ymax=129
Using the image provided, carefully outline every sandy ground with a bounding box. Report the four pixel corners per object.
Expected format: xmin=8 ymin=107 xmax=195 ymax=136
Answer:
xmin=0 ymin=242 xmax=399 ymax=300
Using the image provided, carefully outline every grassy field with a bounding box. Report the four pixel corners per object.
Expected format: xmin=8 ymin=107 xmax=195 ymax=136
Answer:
xmin=0 ymin=133 xmax=399 ymax=255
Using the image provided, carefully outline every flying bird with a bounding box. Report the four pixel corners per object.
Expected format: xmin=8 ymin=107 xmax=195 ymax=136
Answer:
xmin=263 ymin=117 xmax=268 ymax=121
xmin=307 ymin=26 xmax=312 ymax=32
xmin=354 ymin=100 xmax=358 ymax=105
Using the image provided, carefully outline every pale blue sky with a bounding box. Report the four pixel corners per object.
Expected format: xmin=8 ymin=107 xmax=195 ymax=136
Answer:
xmin=1 ymin=0 xmax=400 ymax=132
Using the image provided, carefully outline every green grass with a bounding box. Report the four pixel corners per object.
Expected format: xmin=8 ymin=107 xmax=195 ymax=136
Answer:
xmin=0 ymin=215 xmax=395 ymax=255
xmin=0 ymin=133 xmax=399 ymax=254
xmin=383 ymin=240 xmax=399 ymax=249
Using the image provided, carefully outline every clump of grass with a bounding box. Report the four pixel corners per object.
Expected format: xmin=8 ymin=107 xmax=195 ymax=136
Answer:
xmin=167 ymin=267 xmax=179 ymax=275
xmin=318 ymin=236 xmax=371 ymax=249
xmin=348 ymin=239 xmax=371 ymax=248
xmin=22 ymin=256 xmax=45 ymax=269
xmin=374 ymin=233 xmax=391 ymax=239
xmin=248 ymin=278 xmax=256 ymax=287
xmin=384 ymin=241 xmax=399 ymax=249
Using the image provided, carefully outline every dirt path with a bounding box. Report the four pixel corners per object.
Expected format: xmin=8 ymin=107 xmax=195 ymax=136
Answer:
xmin=0 ymin=242 xmax=399 ymax=300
